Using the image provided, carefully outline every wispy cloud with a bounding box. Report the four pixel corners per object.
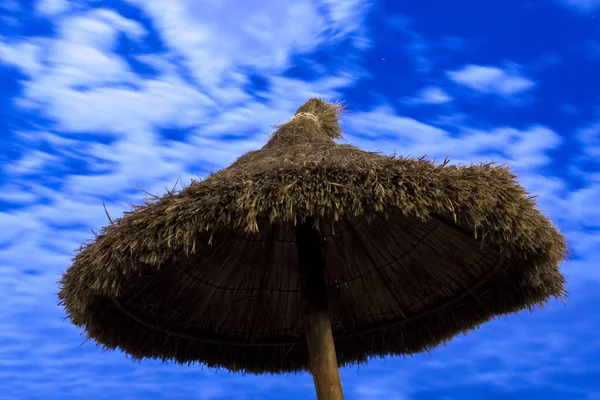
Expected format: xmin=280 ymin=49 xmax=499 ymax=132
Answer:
xmin=447 ymin=64 xmax=535 ymax=97
xmin=578 ymin=120 xmax=600 ymax=157
xmin=0 ymin=0 xmax=597 ymax=398
xmin=387 ymin=14 xmax=432 ymax=74
xmin=344 ymin=105 xmax=562 ymax=173
xmin=0 ymin=2 xmax=374 ymax=397
xmin=404 ymin=86 xmax=453 ymax=105
xmin=34 ymin=0 xmax=71 ymax=16
xmin=121 ymin=0 xmax=371 ymax=89
xmin=3 ymin=150 xmax=59 ymax=175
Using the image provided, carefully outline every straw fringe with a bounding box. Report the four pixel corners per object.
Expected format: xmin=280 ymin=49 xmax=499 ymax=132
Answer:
xmin=58 ymin=98 xmax=568 ymax=374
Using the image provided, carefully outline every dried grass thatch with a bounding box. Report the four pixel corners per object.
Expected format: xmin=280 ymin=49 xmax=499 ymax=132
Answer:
xmin=58 ymin=98 xmax=568 ymax=374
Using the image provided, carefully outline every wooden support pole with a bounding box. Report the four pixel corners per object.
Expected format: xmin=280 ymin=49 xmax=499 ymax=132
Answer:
xmin=296 ymin=219 xmax=344 ymax=400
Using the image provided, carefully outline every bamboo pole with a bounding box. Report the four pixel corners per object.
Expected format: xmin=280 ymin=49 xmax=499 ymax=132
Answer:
xmin=296 ymin=219 xmax=344 ymax=400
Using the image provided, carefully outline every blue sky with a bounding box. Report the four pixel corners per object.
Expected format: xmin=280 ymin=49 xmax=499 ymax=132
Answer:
xmin=0 ymin=0 xmax=599 ymax=399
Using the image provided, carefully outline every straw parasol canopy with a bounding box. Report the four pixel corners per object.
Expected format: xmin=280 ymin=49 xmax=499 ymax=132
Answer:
xmin=59 ymin=98 xmax=567 ymax=399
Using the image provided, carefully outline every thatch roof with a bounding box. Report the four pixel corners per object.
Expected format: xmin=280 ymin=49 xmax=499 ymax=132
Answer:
xmin=58 ymin=98 xmax=567 ymax=374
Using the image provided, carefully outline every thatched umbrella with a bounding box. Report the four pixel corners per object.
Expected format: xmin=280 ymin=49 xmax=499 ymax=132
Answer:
xmin=59 ymin=98 xmax=567 ymax=399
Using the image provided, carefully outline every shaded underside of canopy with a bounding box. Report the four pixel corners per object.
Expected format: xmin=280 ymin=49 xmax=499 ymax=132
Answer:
xmin=58 ymin=98 xmax=567 ymax=374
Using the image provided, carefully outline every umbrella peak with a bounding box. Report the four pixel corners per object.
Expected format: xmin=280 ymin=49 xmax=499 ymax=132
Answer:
xmin=274 ymin=98 xmax=345 ymax=143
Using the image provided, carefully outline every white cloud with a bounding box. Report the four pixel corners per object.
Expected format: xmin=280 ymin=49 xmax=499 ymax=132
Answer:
xmin=50 ymin=8 xmax=147 ymax=46
xmin=34 ymin=0 xmax=71 ymax=16
xmin=0 ymin=211 xmax=44 ymax=244
xmin=447 ymin=64 xmax=535 ymax=96
xmin=0 ymin=0 xmax=372 ymax=344
xmin=320 ymin=0 xmax=373 ymax=48
xmin=343 ymin=105 xmax=562 ymax=172
xmin=459 ymin=125 xmax=563 ymax=169
xmin=0 ymin=184 xmax=39 ymax=204
xmin=0 ymin=0 xmax=367 ymax=206
xmin=578 ymin=120 xmax=600 ymax=157
xmin=406 ymin=86 xmax=453 ymax=105
xmin=565 ymin=184 xmax=600 ymax=225
xmin=121 ymin=0 xmax=371 ymax=91
xmin=0 ymin=0 xmax=597 ymax=398
xmin=344 ymin=108 xmax=600 ymax=283
xmin=3 ymin=150 xmax=60 ymax=175
xmin=0 ymin=39 xmax=48 ymax=76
